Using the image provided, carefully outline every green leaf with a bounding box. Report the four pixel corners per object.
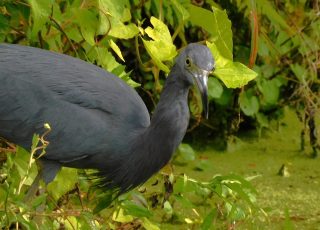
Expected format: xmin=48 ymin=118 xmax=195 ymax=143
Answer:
xmin=141 ymin=217 xmax=160 ymax=230
xmin=112 ymin=208 xmax=134 ymax=223
xmin=207 ymin=42 xmax=257 ymax=88
xmin=214 ymin=62 xmax=257 ymax=88
xmin=95 ymin=47 xmax=121 ymax=72
xmin=144 ymin=17 xmax=172 ymax=42
xmin=239 ymin=90 xmax=259 ymax=116
xmin=258 ymin=78 xmax=280 ymax=105
xmin=0 ymin=14 xmax=9 ymax=33
xmin=14 ymin=147 xmax=37 ymax=186
xmin=94 ymin=191 xmax=114 ymax=213
xmin=109 ymin=39 xmax=125 ymax=62
xmin=174 ymin=194 xmax=194 ymax=208
xmin=208 ymin=78 xmax=223 ymax=100
xmin=47 ymin=167 xmax=78 ymax=200
xmin=98 ymin=0 xmax=139 ymax=39
xmin=171 ymin=0 xmax=190 ymax=21
xmin=122 ymin=200 xmax=153 ymax=218
xmin=290 ymin=63 xmax=307 ymax=82
xmin=206 ymin=41 xmax=229 ymax=67
xmin=75 ymin=9 xmax=97 ymax=46
xmin=27 ymin=0 xmax=52 ymax=39
xmin=187 ymin=4 xmax=232 ymax=59
xmin=201 ymin=209 xmax=216 ymax=230
xmin=142 ymin=16 xmax=177 ymax=72
xmin=177 ymin=143 xmax=195 ymax=161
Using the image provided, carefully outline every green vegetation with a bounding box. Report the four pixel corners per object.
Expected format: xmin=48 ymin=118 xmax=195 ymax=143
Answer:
xmin=0 ymin=0 xmax=319 ymax=229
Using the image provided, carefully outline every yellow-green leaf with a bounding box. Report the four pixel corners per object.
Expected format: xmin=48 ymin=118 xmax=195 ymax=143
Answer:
xmin=214 ymin=62 xmax=257 ymax=88
xmin=98 ymin=0 xmax=139 ymax=39
xmin=109 ymin=39 xmax=125 ymax=62
xmin=144 ymin=17 xmax=172 ymax=43
xmin=207 ymin=42 xmax=257 ymax=88
xmin=112 ymin=208 xmax=134 ymax=223
xmin=142 ymin=17 xmax=177 ymax=72
xmin=141 ymin=217 xmax=160 ymax=230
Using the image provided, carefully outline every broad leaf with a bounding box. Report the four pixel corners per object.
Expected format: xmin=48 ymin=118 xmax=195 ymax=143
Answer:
xmin=75 ymin=9 xmax=97 ymax=46
xmin=214 ymin=62 xmax=257 ymax=88
xmin=207 ymin=42 xmax=257 ymax=88
xmin=98 ymin=0 xmax=139 ymax=39
xmin=187 ymin=4 xmax=233 ymax=59
xmin=142 ymin=17 xmax=177 ymax=72
xmin=258 ymin=78 xmax=281 ymax=105
xmin=239 ymin=90 xmax=259 ymax=116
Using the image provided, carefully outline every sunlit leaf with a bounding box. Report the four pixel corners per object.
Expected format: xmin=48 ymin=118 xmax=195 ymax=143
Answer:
xmin=207 ymin=42 xmax=257 ymax=88
xmin=109 ymin=39 xmax=125 ymax=62
xmin=75 ymin=9 xmax=97 ymax=46
xmin=141 ymin=217 xmax=160 ymax=230
xmin=98 ymin=0 xmax=139 ymax=39
xmin=112 ymin=208 xmax=134 ymax=222
xmin=142 ymin=16 xmax=177 ymax=72
xmin=214 ymin=62 xmax=257 ymax=88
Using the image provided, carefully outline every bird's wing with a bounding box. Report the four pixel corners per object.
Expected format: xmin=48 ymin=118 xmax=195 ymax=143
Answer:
xmin=0 ymin=44 xmax=150 ymax=162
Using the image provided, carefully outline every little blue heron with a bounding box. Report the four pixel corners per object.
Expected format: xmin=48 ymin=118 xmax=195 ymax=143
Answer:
xmin=0 ymin=43 xmax=215 ymax=196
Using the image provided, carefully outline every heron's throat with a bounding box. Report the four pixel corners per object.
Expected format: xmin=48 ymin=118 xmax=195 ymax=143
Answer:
xmin=142 ymin=73 xmax=191 ymax=166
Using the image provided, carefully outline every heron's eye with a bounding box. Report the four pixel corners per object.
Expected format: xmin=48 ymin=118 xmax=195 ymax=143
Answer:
xmin=185 ymin=57 xmax=191 ymax=67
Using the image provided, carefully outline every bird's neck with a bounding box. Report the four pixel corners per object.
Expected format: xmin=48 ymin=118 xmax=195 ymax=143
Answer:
xmin=140 ymin=67 xmax=191 ymax=167
xmin=119 ymin=66 xmax=191 ymax=191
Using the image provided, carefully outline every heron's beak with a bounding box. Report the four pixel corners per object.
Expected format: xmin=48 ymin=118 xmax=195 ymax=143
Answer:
xmin=192 ymin=68 xmax=211 ymax=119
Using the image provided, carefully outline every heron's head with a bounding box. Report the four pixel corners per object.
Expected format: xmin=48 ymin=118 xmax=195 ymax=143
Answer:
xmin=176 ymin=43 xmax=215 ymax=118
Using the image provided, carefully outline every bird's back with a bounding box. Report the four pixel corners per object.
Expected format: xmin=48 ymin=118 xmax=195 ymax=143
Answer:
xmin=0 ymin=44 xmax=150 ymax=165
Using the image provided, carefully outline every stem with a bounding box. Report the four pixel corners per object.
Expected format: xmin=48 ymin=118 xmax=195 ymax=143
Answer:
xmin=248 ymin=0 xmax=258 ymax=69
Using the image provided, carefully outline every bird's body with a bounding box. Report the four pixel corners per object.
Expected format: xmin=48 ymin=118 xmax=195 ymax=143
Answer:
xmin=0 ymin=43 xmax=214 ymax=194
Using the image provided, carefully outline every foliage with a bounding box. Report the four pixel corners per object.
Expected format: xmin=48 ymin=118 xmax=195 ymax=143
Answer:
xmin=0 ymin=0 xmax=264 ymax=228
xmin=227 ymin=0 xmax=320 ymax=155
xmin=2 ymin=0 xmax=318 ymax=228
xmin=1 ymin=136 xmax=262 ymax=229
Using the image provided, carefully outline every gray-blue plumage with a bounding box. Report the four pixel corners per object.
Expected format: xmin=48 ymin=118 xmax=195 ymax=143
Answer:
xmin=0 ymin=43 xmax=214 ymax=194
